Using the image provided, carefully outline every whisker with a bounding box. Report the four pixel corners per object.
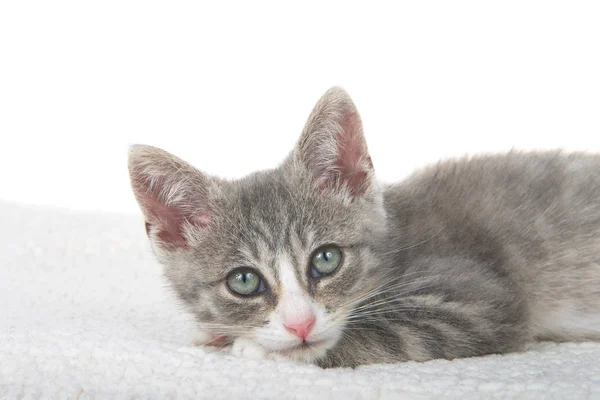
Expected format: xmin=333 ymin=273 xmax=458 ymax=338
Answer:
xmin=349 ymin=283 xmax=440 ymax=313
xmin=378 ymin=229 xmax=445 ymax=257
xmin=348 ymin=284 xmax=434 ymax=312
xmin=346 ymin=306 xmax=433 ymax=320
xmin=331 ymin=277 xmax=446 ymax=324
xmin=337 ymin=272 xmax=448 ymax=312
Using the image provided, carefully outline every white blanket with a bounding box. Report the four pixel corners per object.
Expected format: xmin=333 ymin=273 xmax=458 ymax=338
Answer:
xmin=2 ymin=202 xmax=599 ymax=399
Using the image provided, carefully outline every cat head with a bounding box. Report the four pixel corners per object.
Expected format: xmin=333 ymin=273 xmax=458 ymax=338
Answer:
xmin=128 ymin=87 xmax=388 ymax=363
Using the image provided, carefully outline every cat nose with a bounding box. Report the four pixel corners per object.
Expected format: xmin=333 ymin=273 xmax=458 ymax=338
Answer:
xmin=284 ymin=316 xmax=316 ymax=341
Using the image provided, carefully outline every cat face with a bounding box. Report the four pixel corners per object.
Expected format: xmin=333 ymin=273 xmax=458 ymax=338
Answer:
xmin=129 ymin=88 xmax=387 ymax=363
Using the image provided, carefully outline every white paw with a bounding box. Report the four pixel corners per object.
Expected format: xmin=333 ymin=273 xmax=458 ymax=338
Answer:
xmin=230 ymin=337 xmax=268 ymax=360
xmin=191 ymin=329 xmax=214 ymax=346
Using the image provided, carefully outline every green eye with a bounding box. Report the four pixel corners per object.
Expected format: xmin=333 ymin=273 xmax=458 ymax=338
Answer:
xmin=311 ymin=245 xmax=343 ymax=278
xmin=226 ymin=269 xmax=265 ymax=296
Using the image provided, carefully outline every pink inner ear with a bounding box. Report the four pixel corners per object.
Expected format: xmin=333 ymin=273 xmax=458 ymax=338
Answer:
xmin=190 ymin=213 xmax=211 ymax=228
xmin=133 ymin=174 xmax=210 ymax=249
xmin=139 ymin=191 xmax=189 ymax=247
xmin=333 ymin=111 xmax=372 ymax=196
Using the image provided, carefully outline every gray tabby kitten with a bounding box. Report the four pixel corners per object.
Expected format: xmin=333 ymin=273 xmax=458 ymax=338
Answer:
xmin=128 ymin=88 xmax=600 ymax=368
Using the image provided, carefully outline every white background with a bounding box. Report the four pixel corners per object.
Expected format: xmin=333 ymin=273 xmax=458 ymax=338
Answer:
xmin=1 ymin=1 xmax=599 ymax=213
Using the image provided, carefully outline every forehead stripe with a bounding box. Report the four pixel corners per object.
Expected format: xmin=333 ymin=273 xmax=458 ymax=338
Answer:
xmin=278 ymin=253 xmax=304 ymax=294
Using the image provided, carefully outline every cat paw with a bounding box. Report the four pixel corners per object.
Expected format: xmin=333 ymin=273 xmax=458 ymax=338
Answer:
xmin=230 ymin=337 xmax=268 ymax=360
xmin=191 ymin=330 xmax=229 ymax=348
xmin=191 ymin=330 xmax=214 ymax=346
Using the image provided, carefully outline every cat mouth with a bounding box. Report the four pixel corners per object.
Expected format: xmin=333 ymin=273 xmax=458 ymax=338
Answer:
xmin=275 ymin=339 xmax=329 ymax=357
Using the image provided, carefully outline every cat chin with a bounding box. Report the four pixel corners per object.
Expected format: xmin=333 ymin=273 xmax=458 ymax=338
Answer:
xmin=271 ymin=340 xmax=331 ymax=364
xmin=230 ymin=337 xmax=332 ymax=364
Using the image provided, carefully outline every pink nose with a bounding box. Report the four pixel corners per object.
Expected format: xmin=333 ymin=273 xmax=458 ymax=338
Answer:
xmin=284 ymin=317 xmax=316 ymax=341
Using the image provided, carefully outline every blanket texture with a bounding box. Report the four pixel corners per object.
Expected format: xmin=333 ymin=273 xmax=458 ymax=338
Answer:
xmin=1 ymin=202 xmax=600 ymax=399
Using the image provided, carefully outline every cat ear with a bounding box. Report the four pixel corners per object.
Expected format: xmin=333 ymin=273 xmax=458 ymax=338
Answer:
xmin=128 ymin=145 xmax=213 ymax=249
xmin=296 ymin=87 xmax=374 ymax=198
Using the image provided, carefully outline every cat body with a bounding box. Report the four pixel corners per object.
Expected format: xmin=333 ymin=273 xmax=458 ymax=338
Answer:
xmin=128 ymin=88 xmax=600 ymax=368
xmin=332 ymin=152 xmax=600 ymax=367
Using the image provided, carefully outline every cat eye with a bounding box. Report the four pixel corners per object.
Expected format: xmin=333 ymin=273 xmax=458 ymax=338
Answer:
xmin=226 ymin=269 xmax=265 ymax=296
xmin=310 ymin=245 xmax=343 ymax=278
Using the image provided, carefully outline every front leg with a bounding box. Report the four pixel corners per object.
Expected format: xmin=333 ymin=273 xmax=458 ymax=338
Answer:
xmin=191 ymin=329 xmax=229 ymax=348
xmin=194 ymin=331 xmax=286 ymax=362
xmin=229 ymin=338 xmax=305 ymax=363
xmin=230 ymin=337 xmax=269 ymax=360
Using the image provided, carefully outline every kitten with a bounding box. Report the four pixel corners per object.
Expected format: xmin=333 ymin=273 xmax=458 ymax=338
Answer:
xmin=128 ymin=87 xmax=600 ymax=368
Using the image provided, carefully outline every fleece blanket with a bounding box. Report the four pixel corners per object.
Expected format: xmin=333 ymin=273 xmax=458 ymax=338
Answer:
xmin=1 ymin=202 xmax=600 ymax=400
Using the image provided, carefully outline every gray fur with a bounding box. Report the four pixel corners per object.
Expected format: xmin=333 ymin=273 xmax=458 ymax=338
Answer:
xmin=128 ymin=87 xmax=600 ymax=368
